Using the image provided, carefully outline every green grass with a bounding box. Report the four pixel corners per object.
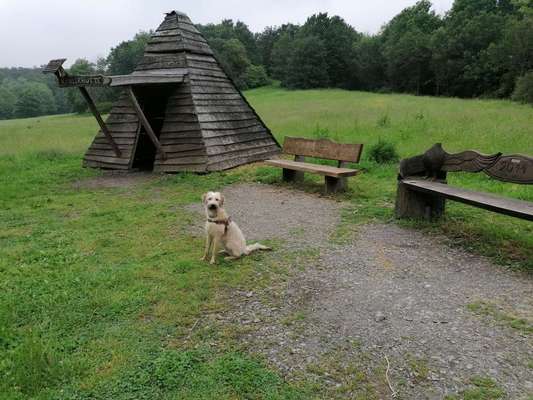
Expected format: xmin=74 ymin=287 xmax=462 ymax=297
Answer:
xmin=444 ymin=376 xmax=506 ymax=399
xmin=0 ymin=87 xmax=532 ymax=398
xmin=467 ymin=301 xmax=533 ymax=334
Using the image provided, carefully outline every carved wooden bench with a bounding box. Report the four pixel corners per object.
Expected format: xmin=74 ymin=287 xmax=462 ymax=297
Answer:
xmin=265 ymin=137 xmax=363 ymax=193
xmin=395 ymin=143 xmax=533 ymax=221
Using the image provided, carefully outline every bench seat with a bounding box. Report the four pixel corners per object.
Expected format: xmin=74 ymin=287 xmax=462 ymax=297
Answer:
xmin=403 ymin=179 xmax=533 ymax=221
xmin=264 ymin=159 xmax=359 ymax=178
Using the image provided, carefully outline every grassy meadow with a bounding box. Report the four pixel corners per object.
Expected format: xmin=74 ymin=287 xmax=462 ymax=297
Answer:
xmin=0 ymin=87 xmax=532 ymax=399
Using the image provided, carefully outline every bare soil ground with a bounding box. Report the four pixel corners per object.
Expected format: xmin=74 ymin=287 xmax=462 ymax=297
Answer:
xmin=72 ymin=171 xmax=157 ymax=190
xmin=190 ymin=183 xmax=532 ymax=399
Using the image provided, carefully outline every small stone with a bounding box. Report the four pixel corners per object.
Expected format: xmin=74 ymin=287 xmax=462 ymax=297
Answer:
xmin=466 ymin=364 xmax=473 ymax=370
xmin=375 ymin=312 xmax=386 ymax=322
xmin=245 ymin=291 xmax=254 ymax=298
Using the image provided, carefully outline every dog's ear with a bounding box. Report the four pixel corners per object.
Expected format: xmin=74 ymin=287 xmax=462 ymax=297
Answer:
xmin=202 ymin=192 xmax=207 ymax=204
xmin=219 ymin=193 xmax=224 ymax=207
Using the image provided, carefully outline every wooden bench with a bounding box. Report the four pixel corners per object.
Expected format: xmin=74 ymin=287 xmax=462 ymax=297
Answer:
xmin=265 ymin=137 xmax=363 ymax=193
xmin=395 ymin=143 xmax=533 ymax=221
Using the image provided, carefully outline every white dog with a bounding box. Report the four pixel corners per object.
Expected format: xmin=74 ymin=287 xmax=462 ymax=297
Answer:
xmin=201 ymin=191 xmax=270 ymax=264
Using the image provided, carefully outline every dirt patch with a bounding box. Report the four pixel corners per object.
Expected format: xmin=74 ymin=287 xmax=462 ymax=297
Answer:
xmin=195 ymin=183 xmax=532 ymax=399
xmin=73 ymin=171 xmax=158 ymax=190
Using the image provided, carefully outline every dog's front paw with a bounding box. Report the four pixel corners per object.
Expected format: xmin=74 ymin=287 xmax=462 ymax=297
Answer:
xmin=209 ymin=259 xmax=217 ymax=265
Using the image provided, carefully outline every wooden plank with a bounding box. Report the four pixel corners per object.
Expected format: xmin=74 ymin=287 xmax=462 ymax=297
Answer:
xmin=191 ymin=93 xmax=242 ymax=101
xmin=403 ymin=179 xmax=533 ymax=221
xmin=160 ymin=144 xmax=205 ymax=153
xmin=186 ymin=53 xmax=219 ymax=63
xmin=264 ymin=159 xmax=359 ymax=178
xmin=127 ymin=86 xmax=167 ymax=160
xmin=83 ymin=154 xmax=130 ymax=165
xmin=145 ymin=41 xmax=213 ymax=55
xmin=207 ymin=149 xmax=281 ymax=171
xmin=85 ymin=149 xmax=133 ymax=158
xmin=110 ymin=106 xmax=137 ymax=114
xmin=79 ymin=87 xmax=121 ymax=157
xmin=199 ymin=120 xmax=263 ymax=130
xmin=89 ymin=142 xmax=135 ymax=150
xmin=196 ymin=112 xmax=257 ymax=123
xmin=190 ymin=86 xmax=238 ymax=95
xmin=201 ymin=124 xmax=264 ymax=137
xmin=193 ymin=104 xmax=252 ymax=114
xmin=485 ymin=155 xmax=533 ymax=184
xmin=103 ymin=122 xmax=140 ymax=131
xmin=159 ymin=137 xmax=204 ymax=145
xmin=106 ymin=113 xmax=138 ymax=123
xmin=207 ymin=144 xmax=281 ymax=164
xmin=193 ymin=99 xmax=244 ymax=106
xmin=110 ymin=74 xmax=185 ymax=86
xmin=155 ymin=155 xmax=208 ymax=165
xmin=95 ymin=130 xmax=137 ymax=138
xmin=206 ymin=139 xmax=277 ymax=155
xmin=203 ymin=131 xmax=269 ymax=146
xmin=160 ymin=122 xmax=202 ymax=132
xmin=83 ymin=159 xmax=130 ymax=170
xmin=93 ymin=137 xmax=136 ymax=145
xmin=283 ymin=137 xmax=363 ymax=163
xmin=190 ymin=81 xmax=235 ymax=89
xmin=164 ymin=114 xmax=200 ymax=123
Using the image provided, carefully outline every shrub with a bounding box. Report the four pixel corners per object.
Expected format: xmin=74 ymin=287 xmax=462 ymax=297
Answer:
xmin=512 ymin=71 xmax=533 ymax=105
xmin=368 ymin=139 xmax=399 ymax=164
xmin=244 ymin=65 xmax=271 ymax=89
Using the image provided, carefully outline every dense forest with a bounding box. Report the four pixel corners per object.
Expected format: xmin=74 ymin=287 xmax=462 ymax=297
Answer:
xmin=1 ymin=0 xmax=532 ymax=120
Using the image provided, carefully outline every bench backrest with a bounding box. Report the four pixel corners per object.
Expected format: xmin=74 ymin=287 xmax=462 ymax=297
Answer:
xmin=399 ymin=143 xmax=533 ymax=184
xmin=484 ymin=155 xmax=533 ymax=184
xmin=283 ymin=137 xmax=363 ymax=163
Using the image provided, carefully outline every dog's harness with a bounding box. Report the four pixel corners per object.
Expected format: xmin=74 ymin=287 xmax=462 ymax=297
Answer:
xmin=208 ymin=217 xmax=232 ymax=234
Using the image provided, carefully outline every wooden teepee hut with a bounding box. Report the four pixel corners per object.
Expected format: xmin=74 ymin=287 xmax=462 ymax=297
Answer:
xmin=44 ymin=11 xmax=280 ymax=172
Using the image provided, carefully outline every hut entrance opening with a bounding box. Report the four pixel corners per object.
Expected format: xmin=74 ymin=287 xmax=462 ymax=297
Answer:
xmin=132 ymin=85 xmax=175 ymax=170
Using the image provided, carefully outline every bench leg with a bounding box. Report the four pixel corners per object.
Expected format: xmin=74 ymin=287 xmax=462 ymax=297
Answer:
xmin=325 ymin=176 xmax=347 ymax=194
xmin=282 ymin=168 xmax=304 ymax=183
xmin=395 ymin=180 xmax=445 ymax=220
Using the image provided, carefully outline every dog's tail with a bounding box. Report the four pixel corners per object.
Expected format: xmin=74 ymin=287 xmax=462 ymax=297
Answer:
xmin=245 ymin=243 xmax=272 ymax=255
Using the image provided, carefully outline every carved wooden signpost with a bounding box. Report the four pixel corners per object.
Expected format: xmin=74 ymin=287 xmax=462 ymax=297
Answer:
xmin=395 ymin=143 xmax=533 ymax=221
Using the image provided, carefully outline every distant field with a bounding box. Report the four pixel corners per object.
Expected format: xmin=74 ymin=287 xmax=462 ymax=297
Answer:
xmin=249 ymin=86 xmax=533 ymax=155
xmin=0 ymin=87 xmax=531 ymax=399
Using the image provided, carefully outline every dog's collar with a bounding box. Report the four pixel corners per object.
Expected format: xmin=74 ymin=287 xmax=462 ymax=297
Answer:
xmin=208 ymin=216 xmax=232 ymax=233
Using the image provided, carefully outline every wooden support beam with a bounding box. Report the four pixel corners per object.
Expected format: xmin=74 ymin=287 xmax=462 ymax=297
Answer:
xmin=127 ymin=86 xmax=167 ymax=160
xmin=78 ymin=87 xmax=122 ymax=157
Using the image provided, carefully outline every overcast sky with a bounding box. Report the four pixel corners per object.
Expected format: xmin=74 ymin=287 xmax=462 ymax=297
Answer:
xmin=0 ymin=0 xmax=454 ymax=68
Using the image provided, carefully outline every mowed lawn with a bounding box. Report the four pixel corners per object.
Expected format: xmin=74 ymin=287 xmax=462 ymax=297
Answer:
xmin=0 ymin=87 xmax=532 ymax=399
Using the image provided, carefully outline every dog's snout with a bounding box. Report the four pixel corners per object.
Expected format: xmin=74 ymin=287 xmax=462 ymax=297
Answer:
xmin=208 ymin=204 xmax=217 ymax=210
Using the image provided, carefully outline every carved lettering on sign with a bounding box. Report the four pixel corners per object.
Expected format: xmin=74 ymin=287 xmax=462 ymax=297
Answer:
xmin=58 ymin=75 xmax=111 ymax=87
xmin=485 ymin=155 xmax=533 ymax=184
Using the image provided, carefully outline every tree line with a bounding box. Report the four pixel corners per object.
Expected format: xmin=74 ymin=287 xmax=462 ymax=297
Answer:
xmin=1 ymin=0 xmax=532 ymax=120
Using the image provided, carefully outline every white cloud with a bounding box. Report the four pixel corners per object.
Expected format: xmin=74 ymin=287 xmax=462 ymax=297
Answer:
xmin=0 ymin=0 xmax=454 ymax=68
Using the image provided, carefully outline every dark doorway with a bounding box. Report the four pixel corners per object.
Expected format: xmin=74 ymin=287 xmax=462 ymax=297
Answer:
xmin=132 ymin=85 xmax=176 ymax=170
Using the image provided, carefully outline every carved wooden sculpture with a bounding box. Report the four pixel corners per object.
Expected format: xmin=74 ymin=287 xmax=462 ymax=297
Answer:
xmin=396 ymin=143 xmax=533 ymax=221
xmin=399 ymin=143 xmax=502 ymax=180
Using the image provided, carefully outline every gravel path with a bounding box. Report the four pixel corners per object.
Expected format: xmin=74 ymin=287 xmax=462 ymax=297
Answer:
xmin=191 ymin=183 xmax=532 ymax=399
xmin=187 ymin=183 xmax=343 ymax=250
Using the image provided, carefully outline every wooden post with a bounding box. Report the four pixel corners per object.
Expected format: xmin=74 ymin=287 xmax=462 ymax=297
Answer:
xmin=78 ymin=87 xmax=121 ymax=157
xmin=325 ymin=176 xmax=346 ymax=193
xmin=395 ymin=180 xmax=446 ymax=220
xmin=127 ymin=86 xmax=167 ymax=160
xmin=282 ymin=155 xmax=305 ymax=183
